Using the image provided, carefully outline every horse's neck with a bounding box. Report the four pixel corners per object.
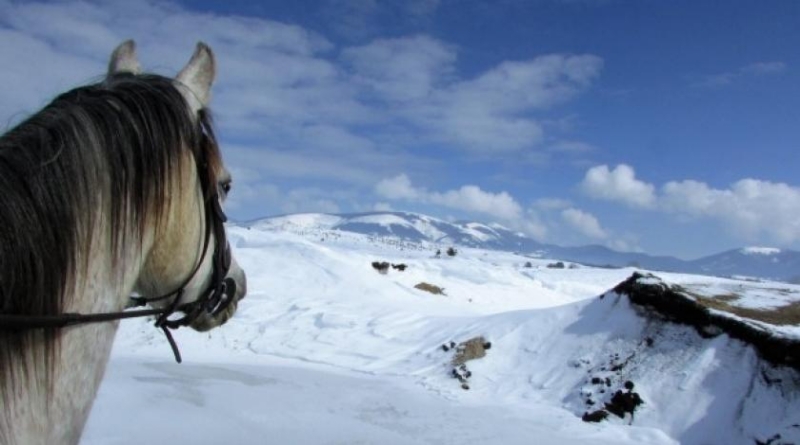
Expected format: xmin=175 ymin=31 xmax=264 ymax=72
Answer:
xmin=2 ymin=239 xmax=145 ymax=445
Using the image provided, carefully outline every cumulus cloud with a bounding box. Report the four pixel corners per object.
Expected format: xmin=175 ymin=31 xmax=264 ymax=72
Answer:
xmin=581 ymin=164 xmax=800 ymax=245
xmin=580 ymin=164 xmax=656 ymax=208
xmin=561 ymin=208 xmax=607 ymax=239
xmin=374 ymin=174 xmax=521 ymax=221
xmin=662 ymin=178 xmax=800 ymax=243
xmin=428 ymin=186 xmax=522 ymax=221
xmin=374 ymin=174 xmax=420 ymax=200
xmin=521 ymin=211 xmax=550 ymax=241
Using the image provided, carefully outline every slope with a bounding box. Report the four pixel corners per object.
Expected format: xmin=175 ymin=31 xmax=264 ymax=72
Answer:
xmin=83 ymin=225 xmax=800 ymax=444
xmin=245 ymin=211 xmax=800 ymax=282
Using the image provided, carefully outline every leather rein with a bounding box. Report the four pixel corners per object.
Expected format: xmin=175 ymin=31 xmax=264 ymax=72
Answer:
xmin=0 ymin=138 xmax=235 ymax=364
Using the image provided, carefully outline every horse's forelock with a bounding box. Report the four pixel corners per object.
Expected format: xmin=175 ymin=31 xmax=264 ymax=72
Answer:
xmin=196 ymin=108 xmax=224 ymax=199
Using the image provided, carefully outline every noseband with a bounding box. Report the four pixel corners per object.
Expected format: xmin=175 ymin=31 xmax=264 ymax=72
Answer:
xmin=0 ymin=118 xmax=234 ymax=364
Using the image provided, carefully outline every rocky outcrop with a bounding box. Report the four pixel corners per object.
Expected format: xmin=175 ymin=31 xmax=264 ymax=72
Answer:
xmin=613 ymin=272 xmax=800 ymax=372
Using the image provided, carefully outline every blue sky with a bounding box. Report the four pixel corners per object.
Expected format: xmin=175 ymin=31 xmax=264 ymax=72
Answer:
xmin=1 ymin=0 xmax=798 ymax=259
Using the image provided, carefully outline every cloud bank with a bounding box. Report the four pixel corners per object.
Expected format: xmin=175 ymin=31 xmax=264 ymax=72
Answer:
xmin=581 ymin=164 xmax=800 ymax=244
xmin=0 ymin=0 xmax=603 ymax=218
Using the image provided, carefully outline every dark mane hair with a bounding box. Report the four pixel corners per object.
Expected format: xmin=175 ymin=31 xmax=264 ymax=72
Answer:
xmin=0 ymin=72 xmax=222 ymax=400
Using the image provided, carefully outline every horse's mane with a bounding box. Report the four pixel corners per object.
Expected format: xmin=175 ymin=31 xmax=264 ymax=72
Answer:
xmin=0 ymin=73 xmax=222 ymax=397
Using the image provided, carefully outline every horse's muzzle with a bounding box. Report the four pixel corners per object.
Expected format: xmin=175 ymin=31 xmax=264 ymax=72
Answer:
xmin=189 ymin=265 xmax=247 ymax=332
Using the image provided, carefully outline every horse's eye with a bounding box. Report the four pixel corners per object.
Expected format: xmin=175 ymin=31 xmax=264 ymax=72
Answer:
xmin=220 ymin=181 xmax=232 ymax=195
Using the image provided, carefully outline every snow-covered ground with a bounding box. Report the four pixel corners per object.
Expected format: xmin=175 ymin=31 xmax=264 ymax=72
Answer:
xmin=81 ymin=224 xmax=800 ymax=445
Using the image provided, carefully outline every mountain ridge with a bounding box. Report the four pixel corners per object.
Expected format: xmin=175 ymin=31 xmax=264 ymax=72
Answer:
xmin=242 ymin=211 xmax=800 ymax=283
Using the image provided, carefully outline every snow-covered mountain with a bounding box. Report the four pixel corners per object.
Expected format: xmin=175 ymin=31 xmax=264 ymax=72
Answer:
xmin=244 ymin=211 xmax=800 ymax=283
xmin=84 ymin=222 xmax=800 ymax=445
xmin=247 ymin=211 xmax=533 ymax=249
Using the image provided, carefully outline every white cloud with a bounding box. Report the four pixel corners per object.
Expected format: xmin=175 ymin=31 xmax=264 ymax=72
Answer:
xmin=0 ymin=0 xmax=351 ymax=136
xmin=454 ymin=55 xmax=603 ymax=111
xmin=522 ymin=208 xmax=550 ymax=241
xmin=374 ymin=174 xmax=420 ymax=200
xmin=374 ymin=174 xmax=521 ymax=221
xmin=430 ymin=54 xmax=603 ymax=152
xmin=580 ymin=164 xmax=656 ymax=208
xmin=0 ymin=0 xmax=604 ymax=223
xmin=561 ymin=208 xmax=607 ymax=239
xmin=342 ymin=35 xmax=455 ymax=103
xmin=607 ymin=237 xmax=643 ymax=253
xmin=341 ymin=37 xmax=603 ymax=152
xmin=580 ymin=164 xmax=800 ymax=245
xmin=0 ymin=1 xmax=603 ymax=157
xmin=662 ymin=178 xmax=800 ymax=243
xmin=428 ymin=186 xmax=522 ymax=220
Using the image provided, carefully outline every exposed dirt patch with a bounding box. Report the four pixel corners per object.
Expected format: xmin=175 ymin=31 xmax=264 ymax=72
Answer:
xmin=686 ymin=289 xmax=800 ymax=326
xmin=441 ymin=336 xmax=492 ymax=390
xmin=415 ymin=282 xmax=446 ymax=295
xmin=451 ymin=336 xmax=492 ymax=366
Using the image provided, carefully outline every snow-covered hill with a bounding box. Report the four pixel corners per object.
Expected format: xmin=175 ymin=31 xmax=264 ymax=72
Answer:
xmin=245 ymin=211 xmax=800 ymax=283
xmin=82 ymin=223 xmax=800 ymax=445
xmin=247 ymin=211 xmax=532 ymax=249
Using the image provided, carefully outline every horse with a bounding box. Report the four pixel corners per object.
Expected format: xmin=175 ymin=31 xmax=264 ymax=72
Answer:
xmin=0 ymin=40 xmax=247 ymax=444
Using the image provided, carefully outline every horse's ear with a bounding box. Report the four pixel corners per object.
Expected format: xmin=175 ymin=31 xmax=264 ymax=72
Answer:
xmin=176 ymin=42 xmax=216 ymax=112
xmin=107 ymin=40 xmax=141 ymax=76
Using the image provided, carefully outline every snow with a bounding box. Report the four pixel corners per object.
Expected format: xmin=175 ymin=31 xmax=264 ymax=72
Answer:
xmin=741 ymin=246 xmax=782 ymax=255
xmin=350 ymin=214 xmax=413 ymax=228
xmin=409 ymin=216 xmax=447 ymax=241
xmin=82 ymin=358 xmax=673 ymax=445
xmin=460 ymin=223 xmax=498 ymax=242
xmin=248 ymin=213 xmax=343 ymax=231
xmin=80 ymin=224 xmax=800 ymax=445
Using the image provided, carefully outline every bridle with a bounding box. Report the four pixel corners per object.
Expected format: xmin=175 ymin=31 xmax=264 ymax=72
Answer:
xmin=0 ymin=116 xmax=235 ymax=364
